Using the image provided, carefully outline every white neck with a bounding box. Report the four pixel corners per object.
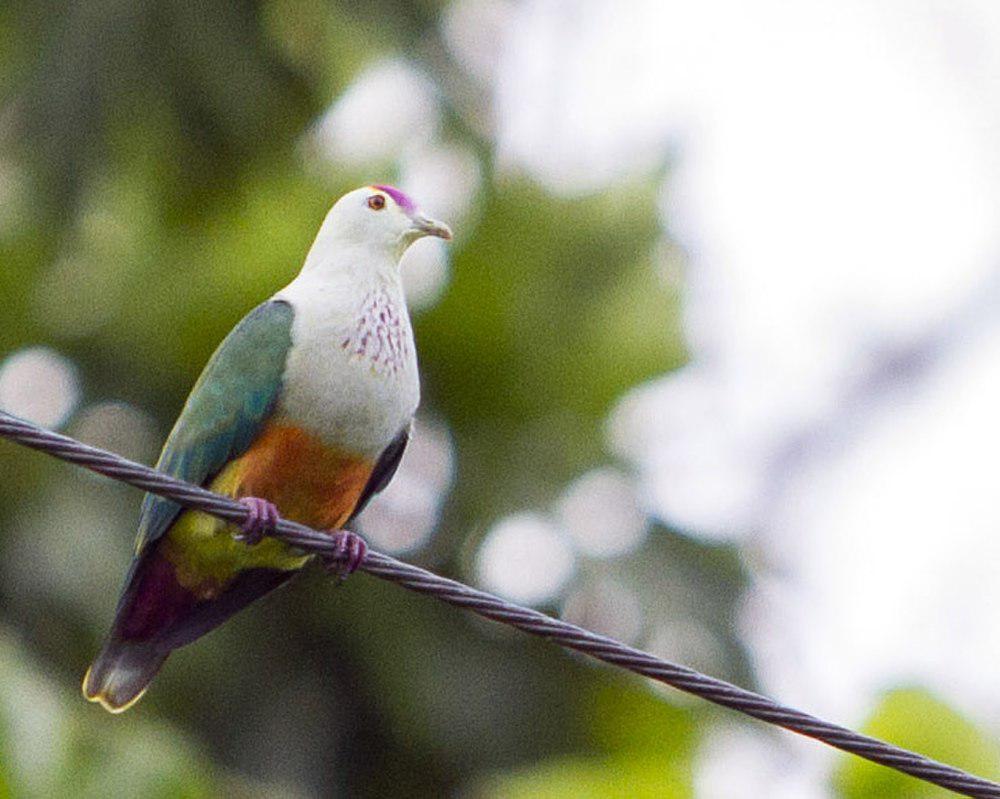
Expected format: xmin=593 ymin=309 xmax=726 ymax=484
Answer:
xmin=278 ymin=231 xmax=403 ymax=305
xmin=302 ymin=229 xmax=399 ymax=279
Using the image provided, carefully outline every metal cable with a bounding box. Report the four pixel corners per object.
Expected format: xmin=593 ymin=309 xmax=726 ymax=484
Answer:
xmin=1 ymin=410 xmax=997 ymax=798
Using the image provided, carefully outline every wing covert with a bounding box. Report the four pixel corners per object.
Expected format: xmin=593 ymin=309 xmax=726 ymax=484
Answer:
xmin=135 ymin=300 xmax=295 ymax=554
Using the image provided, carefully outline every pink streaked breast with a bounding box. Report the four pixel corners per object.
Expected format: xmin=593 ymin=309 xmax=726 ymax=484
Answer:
xmin=340 ymin=288 xmax=410 ymax=375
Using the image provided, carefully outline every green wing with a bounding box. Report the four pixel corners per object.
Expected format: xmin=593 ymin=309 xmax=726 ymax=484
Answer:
xmin=135 ymin=299 xmax=295 ymax=555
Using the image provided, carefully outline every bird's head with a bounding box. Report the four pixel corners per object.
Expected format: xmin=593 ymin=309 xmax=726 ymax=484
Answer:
xmin=314 ymin=185 xmax=452 ymax=265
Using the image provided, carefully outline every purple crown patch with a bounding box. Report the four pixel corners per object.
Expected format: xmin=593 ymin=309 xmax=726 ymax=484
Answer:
xmin=373 ymin=185 xmax=416 ymax=214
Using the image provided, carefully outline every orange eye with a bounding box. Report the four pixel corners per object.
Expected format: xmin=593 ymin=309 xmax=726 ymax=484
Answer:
xmin=367 ymin=194 xmax=387 ymax=211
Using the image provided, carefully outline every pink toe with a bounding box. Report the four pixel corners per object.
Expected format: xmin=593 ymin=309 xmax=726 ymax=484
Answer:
xmin=237 ymin=497 xmax=280 ymax=542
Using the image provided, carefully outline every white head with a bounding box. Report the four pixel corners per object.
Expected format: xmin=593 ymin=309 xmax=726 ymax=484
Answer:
xmin=304 ymin=185 xmax=452 ymax=272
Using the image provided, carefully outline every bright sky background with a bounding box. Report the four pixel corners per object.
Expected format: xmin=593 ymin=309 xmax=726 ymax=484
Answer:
xmin=489 ymin=1 xmax=1000 ymax=794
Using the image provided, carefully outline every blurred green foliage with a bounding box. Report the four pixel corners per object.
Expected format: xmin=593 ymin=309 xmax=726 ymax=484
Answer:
xmin=0 ymin=2 xmax=995 ymax=797
xmin=0 ymin=629 xmax=279 ymax=798
xmin=835 ymin=689 xmax=1000 ymax=799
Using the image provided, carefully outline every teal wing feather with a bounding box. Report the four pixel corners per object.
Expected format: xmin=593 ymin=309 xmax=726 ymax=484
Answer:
xmin=135 ymin=299 xmax=295 ymax=555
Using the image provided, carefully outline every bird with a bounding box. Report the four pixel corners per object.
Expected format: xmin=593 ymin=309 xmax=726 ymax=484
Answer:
xmin=83 ymin=185 xmax=451 ymax=713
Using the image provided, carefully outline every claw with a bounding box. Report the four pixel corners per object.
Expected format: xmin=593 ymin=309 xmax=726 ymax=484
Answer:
xmin=323 ymin=531 xmax=368 ymax=580
xmin=235 ymin=497 xmax=280 ymax=545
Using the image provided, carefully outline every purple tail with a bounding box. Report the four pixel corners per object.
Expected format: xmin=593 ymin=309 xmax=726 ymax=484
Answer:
xmin=83 ymin=640 xmax=168 ymax=713
xmin=84 ymin=545 xmax=293 ymax=713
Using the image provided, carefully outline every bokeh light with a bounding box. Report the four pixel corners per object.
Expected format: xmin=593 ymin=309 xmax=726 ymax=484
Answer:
xmin=399 ymin=141 xmax=482 ymax=228
xmin=0 ymin=347 xmax=80 ymax=428
xmin=400 ymin=237 xmax=451 ymax=311
xmin=476 ymin=512 xmax=575 ymax=605
xmin=694 ymin=725 xmax=824 ymax=799
xmin=441 ymin=0 xmax=513 ymax=88
xmin=606 ymin=369 xmax=766 ymax=541
xmin=312 ymin=58 xmax=439 ymax=168
xmin=358 ymin=417 xmax=455 ymax=554
xmin=556 ymin=467 xmax=648 ymax=559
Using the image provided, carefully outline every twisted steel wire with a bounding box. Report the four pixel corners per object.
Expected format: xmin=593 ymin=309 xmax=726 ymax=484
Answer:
xmin=1 ymin=410 xmax=997 ymax=798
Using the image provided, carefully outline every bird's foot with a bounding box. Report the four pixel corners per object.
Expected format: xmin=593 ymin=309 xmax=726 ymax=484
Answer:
xmin=235 ymin=497 xmax=280 ymax=545
xmin=322 ymin=531 xmax=368 ymax=580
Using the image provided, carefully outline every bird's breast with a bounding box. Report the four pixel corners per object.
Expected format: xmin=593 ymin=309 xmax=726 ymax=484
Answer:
xmin=339 ymin=287 xmax=411 ymax=377
xmin=277 ymin=284 xmax=419 ymax=458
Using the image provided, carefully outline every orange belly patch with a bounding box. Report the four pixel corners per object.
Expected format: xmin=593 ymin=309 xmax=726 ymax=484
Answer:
xmin=235 ymin=422 xmax=375 ymax=531
xmin=160 ymin=422 xmax=375 ymax=594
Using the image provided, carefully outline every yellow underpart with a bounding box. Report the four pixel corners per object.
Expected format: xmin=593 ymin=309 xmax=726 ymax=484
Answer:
xmin=163 ymin=460 xmax=309 ymax=593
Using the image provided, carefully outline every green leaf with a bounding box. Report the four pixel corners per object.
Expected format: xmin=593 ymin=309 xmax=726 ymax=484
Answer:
xmin=834 ymin=688 xmax=1000 ymax=799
